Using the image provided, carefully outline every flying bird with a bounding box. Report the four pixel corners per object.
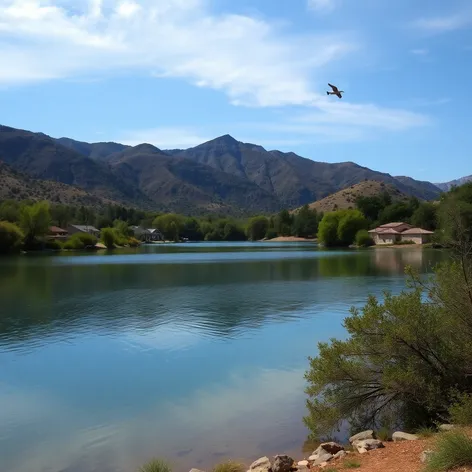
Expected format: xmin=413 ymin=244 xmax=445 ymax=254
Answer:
xmin=327 ymin=83 xmax=344 ymax=99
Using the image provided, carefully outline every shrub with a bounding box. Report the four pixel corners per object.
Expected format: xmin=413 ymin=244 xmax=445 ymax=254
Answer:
xmin=44 ymin=239 xmax=63 ymax=251
xmin=0 ymin=221 xmax=24 ymax=253
xmin=212 ymin=461 xmax=246 ymax=472
xmin=449 ymin=393 xmax=472 ymax=426
xmin=128 ymin=237 xmax=141 ymax=247
xmin=101 ymin=227 xmax=117 ymax=248
xmin=395 ymin=239 xmax=415 ymax=245
xmin=139 ymin=459 xmax=172 ymax=472
xmin=377 ymin=426 xmax=390 ymax=442
xmin=425 ymin=431 xmax=472 ymax=472
xmin=416 ymin=426 xmax=436 ymax=438
xmin=343 ymin=459 xmax=361 ymax=469
xmin=355 ymin=229 xmax=374 ymax=247
xmin=63 ymin=232 xmax=97 ymax=250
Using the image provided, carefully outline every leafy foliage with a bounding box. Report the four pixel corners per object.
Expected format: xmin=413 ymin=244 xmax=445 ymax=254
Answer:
xmin=425 ymin=431 xmax=472 ymax=472
xmin=19 ymin=200 xmax=51 ymax=247
xmin=63 ymin=232 xmax=97 ymax=250
xmin=448 ymin=393 xmax=472 ymax=426
xmin=355 ymin=230 xmax=374 ymax=247
xmin=318 ymin=210 xmax=368 ymax=247
xmin=246 ymin=216 xmax=269 ymax=241
xmin=0 ymin=221 xmax=24 ymax=253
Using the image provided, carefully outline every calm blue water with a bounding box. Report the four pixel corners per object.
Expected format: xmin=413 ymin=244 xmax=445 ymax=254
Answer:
xmin=0 ymin=243 xmax=446 ymax=472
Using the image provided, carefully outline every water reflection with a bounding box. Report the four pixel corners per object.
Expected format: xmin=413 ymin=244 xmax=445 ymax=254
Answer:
xmin=0 ymin=245 xmax=448 ymax=472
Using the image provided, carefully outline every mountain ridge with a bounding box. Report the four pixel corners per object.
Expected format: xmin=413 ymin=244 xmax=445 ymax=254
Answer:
xmin=0 ymin=124 xmax=443 ymax=215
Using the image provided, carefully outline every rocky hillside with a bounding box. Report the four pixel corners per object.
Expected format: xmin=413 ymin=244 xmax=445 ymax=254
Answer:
xmin=296 ymin=180 xmax=407 ymax=213
xmin=0 ymin=125 xmax=442 ymax=215
xmin=0 ymin=161 xmax=108 ymax=207
xmin=435 ymin=175 xmax=472 ymax=192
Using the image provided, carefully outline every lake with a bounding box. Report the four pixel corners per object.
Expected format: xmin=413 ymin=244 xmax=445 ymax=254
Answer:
xmin=0 ymin=243 xmax=447 ymax=472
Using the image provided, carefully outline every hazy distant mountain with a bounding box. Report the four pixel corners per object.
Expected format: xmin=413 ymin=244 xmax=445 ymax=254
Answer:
xmin=0 ymin=124 xmax=442 ymax=215
xmin=434 ymin=175 xmax=472 ymax=192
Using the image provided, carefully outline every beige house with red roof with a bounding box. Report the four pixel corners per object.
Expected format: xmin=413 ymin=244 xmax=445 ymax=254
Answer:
xmin=368 ymin=222 xmax=434 ymax=245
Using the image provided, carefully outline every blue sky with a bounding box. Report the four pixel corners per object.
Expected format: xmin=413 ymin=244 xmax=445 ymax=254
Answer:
xmin=0 ymin=0 xmax=471 ymax=182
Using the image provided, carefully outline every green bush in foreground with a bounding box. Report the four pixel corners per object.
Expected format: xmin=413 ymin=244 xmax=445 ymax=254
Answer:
xmin=0 ymin=221 xmax=24 ymax=254
xmin=212 ymin=461 xmax=246 ymax=472
xmin=425 ymin=431 xmax=472 ymax=472
xmin=101 ymin=227 xmax=116 ymax=248
xmin=138 ymin=458 xmax=172 ymax=472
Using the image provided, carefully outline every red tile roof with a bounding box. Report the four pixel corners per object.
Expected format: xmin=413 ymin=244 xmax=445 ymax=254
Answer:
xmin=401 ymin=228 xmax=434 ymax=235
xmin=49 ymin=226 xmax=67 ymax=233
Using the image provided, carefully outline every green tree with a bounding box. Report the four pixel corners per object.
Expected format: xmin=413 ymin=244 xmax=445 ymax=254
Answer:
xmin=223 ymin=222 xmax=246 ymax=241
xmin=0 ymin=200 xmax=21 ymax=223
xmin=101 ymin=227 xmax=117 ymax=248
xmin=0 ymin=221 xmax=24 ymax=254
xmin=113 ymin=219 xmax=132 ymax=238
xmin=19 ymin=201 xmax=51 ymax=247
xmin=293 ymin=205 xmax=318 ymax=238
xmin=318 ymin=211 xmax=342 ymax=247
xmin=356 ymin=192 xmax=392 ymax=222
xmin=153 ymin=214 xmax=184 ymax=240
xmin=275 ymin=209 xmax=293 ymax=236
xmin=355 ymin=229 xmax=374 ymax=247
xmin=246 ymin=216 xmax=269 ymax=241
xmin=411 ymin=202 xmax=438 ymax=231
xmin=337 ymin=210 xmax=368 ymax=246
xmin=181 ymin=217 xmax=203 ymax=241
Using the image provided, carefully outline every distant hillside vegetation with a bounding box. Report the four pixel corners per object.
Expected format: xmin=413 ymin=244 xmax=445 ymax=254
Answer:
xmin=297 ymin=180 xmax=407 ymax=213
xmin=0 ymin=161 xmax=109 ymax=207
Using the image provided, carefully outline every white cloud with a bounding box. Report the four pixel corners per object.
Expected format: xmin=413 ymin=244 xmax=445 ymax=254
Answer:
xmin=411 ymin=12 xmax=472 ymax=33
xmin=307 ymin=0 xmax=336 ymax=13
xmin=410 ymin=48 xmax=429 ymax=55
xmin=0 ymin=0 xmax=354 ymax=107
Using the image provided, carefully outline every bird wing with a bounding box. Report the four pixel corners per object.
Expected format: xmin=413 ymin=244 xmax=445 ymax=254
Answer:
xmin=328 ymin=83 xmax=339 ymax=93
xmin=335 ymin=91 xmax=342 ymax=99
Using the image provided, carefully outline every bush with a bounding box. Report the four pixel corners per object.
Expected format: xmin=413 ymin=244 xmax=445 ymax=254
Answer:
xmin=0 ymin=221 xmax=24 ymax=253
xmin=139 ymin=459 xmax=172 ymax=472
xmin=128 ymin=237 xmax=141 ymax=247
xmin=101 ymin=227 xmax=116 ymax=248
xmin=416 ymin=426 xmax=436 ymax=438
xmin=355 ymin=229 xmax=374 ymax=247
xmin=212 ymin=461 xmax=246 ymax=472
xmin=44 ymin=239 xmax=63 ymax=250
xmin=343 ymin=459 xmax=361 ymax=469
xmin=425 ymin=431 xmax=472 ymax=472
xmin=318 ymin=210 xmax=368 ymax=247
xmin=449 ymin=393 xmax=472 ymax=426
xmin=395 ymin=239 xmax=415 ymax=245
xmin=63 ymin=232 xmax=98 ymax=250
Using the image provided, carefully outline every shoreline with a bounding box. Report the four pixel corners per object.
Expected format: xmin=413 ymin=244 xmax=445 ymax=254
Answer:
xmin=262 ymin=236 xmax=317 ymax=242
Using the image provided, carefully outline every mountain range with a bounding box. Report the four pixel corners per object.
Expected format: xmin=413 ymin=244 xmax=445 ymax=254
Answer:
xmin=434 ymin=175 xmax=472 ymax=192
xmin=0 ymin=124 xmax=464 ymax=215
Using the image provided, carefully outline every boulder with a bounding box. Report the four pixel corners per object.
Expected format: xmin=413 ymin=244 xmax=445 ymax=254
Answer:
xmin=353 ymin=439 xmax=384 ymax=453
xmin=250 ymin=457 xmax=271 ymax=472
xmin=333 ymin=450 xmax=347 ymax=460
xmin=439 ymin=424 xmax=455 ymax=432
xmin=392 ymin=432 xmax=419 ymax=442
xmin=297 ymin=461 xmax=308 ymax=467
xmin=310 ymin=453 xmax=333 ymax=466
xmin=313 ymin=442 xmax=344 ymax=455
xmin=420 ymin=450 xmax=435 ymax=463
xmin=349 ymin=430 xmax=374 ymax=444
xmin=189 ymin=469 xmax=205 ymax=472
xmin=272 ymin=455 xmax=293 ymax=472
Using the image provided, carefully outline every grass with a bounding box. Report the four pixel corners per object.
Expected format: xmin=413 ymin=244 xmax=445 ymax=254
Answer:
xmin=377 ymin=426 xmax=390 ymax=442
xmin=425 ymin=430 xmax=472 ymax=471
xmin=343 ymin=458 xmax=361 ymax=469
xmin=212 ymin=461 xmax=246 ymax=472
xmin=416 ymin=426 xmax=436 ymax=438
xmin=139 ymin=459 xmax=172 ymax=472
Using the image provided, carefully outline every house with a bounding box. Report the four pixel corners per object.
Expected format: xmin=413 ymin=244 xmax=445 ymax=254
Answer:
xmin=48 ymin=226 xmax=68 ymax=240
xmin=131 ymin=226 xmax=164 ymax=242
xmin=368 ymin=222 xmax=434 ymax=245
xmin=67 ymin=224 xmax=100 ymax=238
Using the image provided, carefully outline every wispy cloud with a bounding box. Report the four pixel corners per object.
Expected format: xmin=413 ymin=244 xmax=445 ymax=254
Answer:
xmin=307 ymin=0 xmax=336 ymax=14
xmin=410 ymin=48 xmax=429 ymax=55
xmin=411 ymin=12 xmax=472 ymax=33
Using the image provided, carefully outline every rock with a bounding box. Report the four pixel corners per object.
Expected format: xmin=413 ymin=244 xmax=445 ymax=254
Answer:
xmin=392 ymin=431 xmax=419 ymax=442
xmin=439 ymin=424 xmax=455 ymax=432
xmin=333 ymin=450 xmax=347 ymax=460
xmin=353 ymin=439 xmax=384 ymax=453
xmin=349 ymin=430 xmax=374 ymax=444
xmin=314 ymin=442 xmax=344 ymax=455
xmin=272 ymin=455 xmax=293 ymax=472
xmin=189 ymin=469 xmax=205 ymax=472
xmin=250 ymin=457 xmax=271 ymax=472
xmin=319 ymin=463 xmax=329 ymax=468
xmin=420 ymin=450 xmax=435 ymax=463
xmin=310 ymin=453 xmax=333 ymax=466
xmin=297 ymin=461 xmax=308 ymax=467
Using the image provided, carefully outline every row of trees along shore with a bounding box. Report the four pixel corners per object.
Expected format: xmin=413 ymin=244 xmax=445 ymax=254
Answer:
xmin=0 ymin=183 xmax=467 ymax=253
xmin=304 ymin=182 xmax=472 ymax=440
xmin=0 ymin=200 xmax=320 ymax=253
